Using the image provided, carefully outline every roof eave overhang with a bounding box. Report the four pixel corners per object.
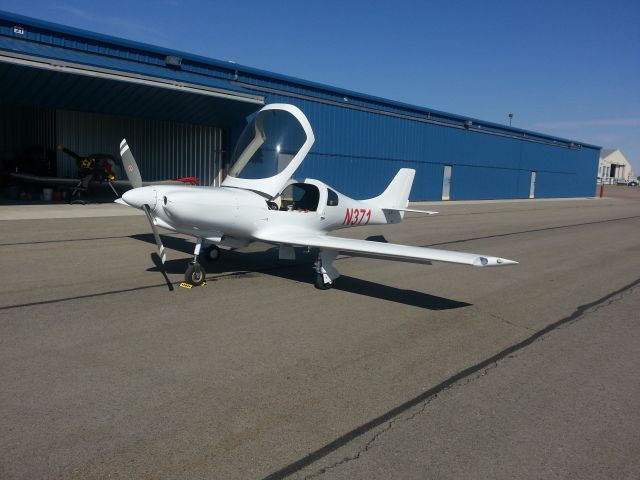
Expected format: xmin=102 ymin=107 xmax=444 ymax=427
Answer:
xmin=0 ymin=49 xmax=264 ymax=106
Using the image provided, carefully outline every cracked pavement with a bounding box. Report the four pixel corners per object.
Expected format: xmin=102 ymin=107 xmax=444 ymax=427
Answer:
xmin=294 ymin=281 xmax=640 ymax=479
xmin=1 ymin=187 xmax=639 ymax=479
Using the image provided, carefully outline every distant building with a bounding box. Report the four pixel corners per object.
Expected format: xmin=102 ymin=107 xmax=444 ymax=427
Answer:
xmin=598 ymin=149 xmax=635 ymax=184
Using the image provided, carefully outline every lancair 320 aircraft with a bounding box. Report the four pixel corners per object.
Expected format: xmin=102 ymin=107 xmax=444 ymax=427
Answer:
xmin=116 ymin=103 xmax=517 ymax=288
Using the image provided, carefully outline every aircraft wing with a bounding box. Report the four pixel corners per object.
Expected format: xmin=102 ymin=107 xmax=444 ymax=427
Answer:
xmin=10 ymin=173 xmax=80 ymax=186
xmin=111 ymin=179 xmax=192 ymax=187
xmin=255 ymin=231 xmax=517 ymax=267
xmin=11 ymin=173 xmax=193 ymax=188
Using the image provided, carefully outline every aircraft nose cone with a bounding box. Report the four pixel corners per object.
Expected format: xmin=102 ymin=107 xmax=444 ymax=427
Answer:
xmin=122 ymin=186 xmax=157 ymax=210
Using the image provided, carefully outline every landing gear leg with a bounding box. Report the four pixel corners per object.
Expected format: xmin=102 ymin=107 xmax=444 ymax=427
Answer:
xmin=313 ymin=249 xmax=340 ymax=290
xmin=185 ymin=237 xmax=206 ymax=286
xmin=107 ymin=181 xmax=119 ymax=199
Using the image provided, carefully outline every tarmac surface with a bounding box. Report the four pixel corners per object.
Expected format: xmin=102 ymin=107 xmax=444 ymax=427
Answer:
xmin=1 ymin=186 xmax=639 ymax=479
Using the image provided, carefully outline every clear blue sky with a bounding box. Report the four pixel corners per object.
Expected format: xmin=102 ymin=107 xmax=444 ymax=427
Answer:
xmin=2 ymin=0 xmax=639 ymax=174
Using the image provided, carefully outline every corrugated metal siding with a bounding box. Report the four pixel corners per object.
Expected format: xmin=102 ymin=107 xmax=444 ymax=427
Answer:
xmin=0 ymin=12 xmax=598 ymax=151
xmin=262 ymin=93 xmax=599 ymax=200
xmin=0 ymin=103 xmax=54 ymax=162
xmin=56 ymin=110 xmax=225 ymax=185
xmin=1 ymin=99 xmax=598 ymax=202
xmin=0 ymin=12 xmax=601 ymax=201
xmin=0 ymin=41 xmax=263 ymax=126
xmin=0 ymin=35 xmax=255 ymax=97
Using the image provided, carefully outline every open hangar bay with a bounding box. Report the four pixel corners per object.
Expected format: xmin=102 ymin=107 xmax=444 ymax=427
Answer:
xmin=1 ymin=187 xmax=639 ymax=479
xmin=1 ymin=11 xmax=599 ymax=202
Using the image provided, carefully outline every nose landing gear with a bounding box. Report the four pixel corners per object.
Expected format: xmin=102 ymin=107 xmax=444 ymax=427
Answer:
xmin=185 ymin=237 xmax=206 ymax=286
xmin=185 ymin=262 xmax=206 ymax=286
xmin=183 ymin=241 xmax=222 ymax=286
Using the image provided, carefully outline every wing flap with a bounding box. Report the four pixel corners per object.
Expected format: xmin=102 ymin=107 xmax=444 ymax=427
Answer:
xmin=256 ymin=232 xmax=517 ymax=267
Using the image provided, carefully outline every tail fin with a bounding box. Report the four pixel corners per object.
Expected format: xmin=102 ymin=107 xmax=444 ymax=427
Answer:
xmin=364 ymin=168 xmax=415 ymax=209
xmin=364 ymin=169 xmax=437 ymax=222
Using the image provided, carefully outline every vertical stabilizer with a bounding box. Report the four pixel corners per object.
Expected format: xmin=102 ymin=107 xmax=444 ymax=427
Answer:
xmin=364 ymin=168 xmax=416 ymax=209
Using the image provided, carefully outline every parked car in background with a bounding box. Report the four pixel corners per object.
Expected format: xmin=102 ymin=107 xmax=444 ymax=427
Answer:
xmin=616 ymin=178 xmax=639 ymax=186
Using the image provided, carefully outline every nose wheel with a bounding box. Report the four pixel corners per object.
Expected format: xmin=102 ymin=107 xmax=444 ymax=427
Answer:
xmin=184 ymin=237 xmax=206 ymax=286
xmin=185 ymin=262 xmax=205 ymax=286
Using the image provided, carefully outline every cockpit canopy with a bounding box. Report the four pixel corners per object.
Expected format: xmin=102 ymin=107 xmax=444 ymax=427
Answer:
xmin=222 ymin=104 xmax=315 ymax=199
xmin=228 ymin=108 xmax=306 ymax=179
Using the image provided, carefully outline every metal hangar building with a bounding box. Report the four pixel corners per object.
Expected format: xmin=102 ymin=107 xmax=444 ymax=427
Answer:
xmin=0 ymin=11 xmax=600 ymax=201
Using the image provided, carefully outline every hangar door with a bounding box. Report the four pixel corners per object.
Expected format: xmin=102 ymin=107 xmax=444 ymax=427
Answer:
xmin=0 ymin=104 xmax=226 ymax=187
xmin=56 ymin=110 xmax=225 ymax=186
xmin=441 ymin=165 xmax=452 ymax=200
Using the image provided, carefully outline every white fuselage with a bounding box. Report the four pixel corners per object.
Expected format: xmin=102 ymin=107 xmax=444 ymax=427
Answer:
xmin=121 ymin=180 xmax=401 ymax=248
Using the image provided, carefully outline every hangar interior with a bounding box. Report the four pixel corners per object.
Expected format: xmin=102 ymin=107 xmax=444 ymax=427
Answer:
xmin=0 ymin=11 xmax=600 ymax=201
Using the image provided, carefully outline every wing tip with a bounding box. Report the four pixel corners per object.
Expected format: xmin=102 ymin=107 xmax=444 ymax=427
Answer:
xmin=474 ymin=256 xmax=518 ymax=267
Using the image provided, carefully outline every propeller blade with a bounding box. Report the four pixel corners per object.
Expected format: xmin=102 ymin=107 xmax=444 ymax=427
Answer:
xmin=142 ymin=204 xmax=166 ymax=264
xmin=119 ymin=140 xmax=165 ymax=264
xmin=119 ymin=139 xmax=142 ymax=189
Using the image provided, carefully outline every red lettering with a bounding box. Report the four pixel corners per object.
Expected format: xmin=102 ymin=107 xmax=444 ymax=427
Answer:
xmin=344 ymin=208 xmax=372 ymax=226
xmin=359 ymin=209 xmax=367 ymax=224
xmin=344 ymin=208 xmax=352 ymax=225
xmin=352 ymin=208 xmax=360 ymax=225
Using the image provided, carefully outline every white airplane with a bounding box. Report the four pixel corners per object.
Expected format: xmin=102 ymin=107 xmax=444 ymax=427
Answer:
xmin=116 ymin=103 xmax=517 ymax=288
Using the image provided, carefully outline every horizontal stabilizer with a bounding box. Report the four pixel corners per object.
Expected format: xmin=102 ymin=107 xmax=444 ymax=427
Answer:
xmin=383 ymin=207 xmax=438 ymax=215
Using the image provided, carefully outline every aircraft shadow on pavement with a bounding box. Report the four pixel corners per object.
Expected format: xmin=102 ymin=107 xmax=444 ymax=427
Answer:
xmin=266 ymin=265 xmax=470 ymax=310
xmin=133 ymin=233 xmax=471 ymax=311
xmin=335 ymin=276 xmax=471 ymax=310
xmin=132 ymin=233 xmax=194 ymax=255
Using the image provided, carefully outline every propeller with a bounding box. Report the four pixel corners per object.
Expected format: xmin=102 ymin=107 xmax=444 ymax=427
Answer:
xmin=119 ymin=139 xmax=142 ymax=189
xmin=142 ymin=204 xmax=166 ymax=264
xmin=119 ymin=139 xmax=167 ymax=264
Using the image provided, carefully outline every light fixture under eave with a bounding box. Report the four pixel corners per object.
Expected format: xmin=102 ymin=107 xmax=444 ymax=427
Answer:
xmin=165 ymin=55 xmax=182 ymax=68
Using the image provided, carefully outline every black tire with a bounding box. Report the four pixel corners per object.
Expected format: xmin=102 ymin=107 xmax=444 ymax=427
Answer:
xmin=314 ymin=273 xmax=332 ymax=290
xmin=206 ymin=245 xmax=220 ymax=261
xmin=185 ymin=262 xmax=206 ymax=286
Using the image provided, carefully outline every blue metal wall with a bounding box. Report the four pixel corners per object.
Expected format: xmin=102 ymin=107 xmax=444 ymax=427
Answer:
xmin=254 ymin=94 xmax=599 ymax=200
xmin=1 ymin=10 xmax=601 ymax=201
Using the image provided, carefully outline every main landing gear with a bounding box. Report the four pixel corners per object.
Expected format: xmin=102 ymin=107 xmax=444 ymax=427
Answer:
xmin=314 ymin=273 xmax=332 ymax=290
xmin=314 ymin=249 xmax=340 ymax=290
xmin=205 ymin=244 xmax=220 ymax=261
xmin=184 ymin=239 xmax=221 ymax=286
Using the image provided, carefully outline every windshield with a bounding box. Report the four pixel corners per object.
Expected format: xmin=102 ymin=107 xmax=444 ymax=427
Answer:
xmin=228 ymin=109 xmax=307 ymax=180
